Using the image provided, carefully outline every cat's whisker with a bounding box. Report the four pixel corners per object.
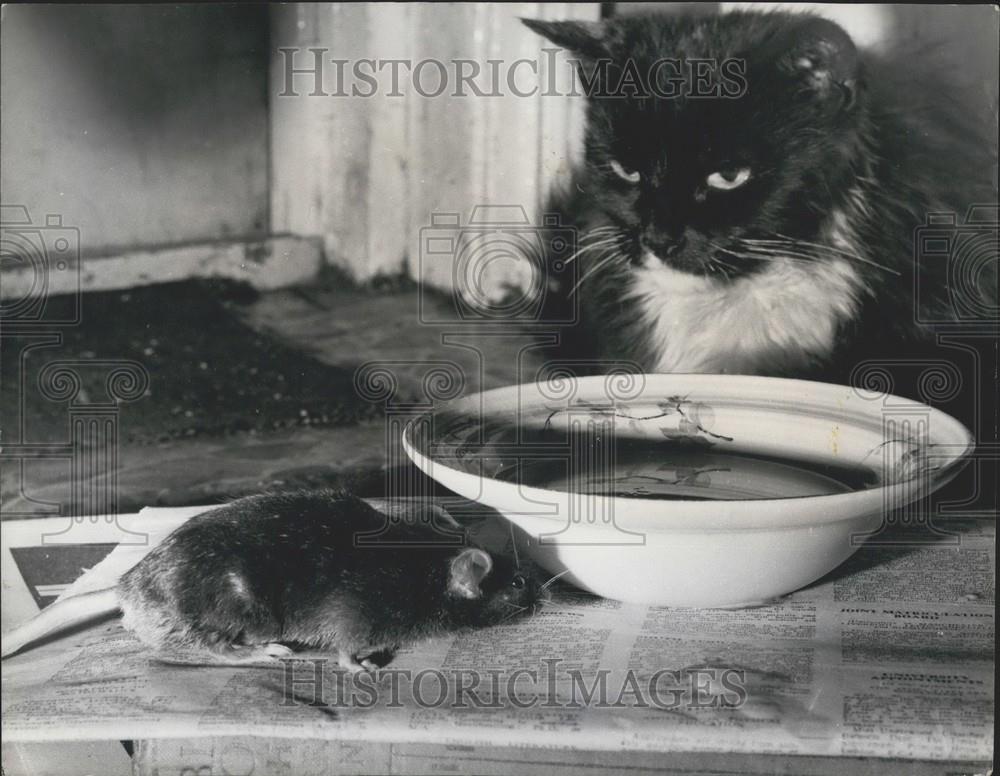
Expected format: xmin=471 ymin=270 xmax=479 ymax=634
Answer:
xmin=708 ymin=241 xmax=753 ymax=259
xmin=712 ymin=243 xmax=842 ymax=273
xmin=582 ymin=225 xmax=623 ymax=237
xmin=703 ymin=248 xmax=733 ymax=277
xmin=581 ymin=227 xmax=621 ymax=239
xmin=730 ymin=240 xmax=837 ymax=264
xmin=743 ymin=236 xmax=901 ymax=276
xmin=731 ymin=245 xmax=822 ymax=263
xmin=742 ymin=236 xmax=863 ymax=261
xmin=563 ymin=236 xmax=624 ymax=266
xmin=584 ymin=229 xmax=628 ymax=245
xmin=563 ymin=231 xmax=626 ymax=261
xmin=567 ymin=251 xmax=627 ymax=297
xmin=736 ymin=250 xmax=833 ymax=267
xmin=751 ymin=246 xmax=900 ymax=276
xmin=709 ymin=242 xmax=800 ymax=270
xmin=711 ymin=257 xmax=740 ymax=278
xmin=509 ymin=523 xmax=520 ymax=569
xmin=569 ymin=253 xmax=623 ymax=293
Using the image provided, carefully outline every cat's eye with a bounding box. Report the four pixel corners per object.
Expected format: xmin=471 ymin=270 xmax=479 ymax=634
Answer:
xmin=609 ymin=160 xmax=640 ymax=184
xmin=511 ymin=574 xmax=526 ymax=589
xmin=706 ymin=167 xmax=751 ymax=190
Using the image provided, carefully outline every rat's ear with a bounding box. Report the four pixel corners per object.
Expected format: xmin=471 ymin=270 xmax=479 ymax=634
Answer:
xmin=418 ymin=503 xmax=462 ymax=532
xmin=448 ymin=548 xmax=493 ymax=600
xmin=521 ymin=18 xmax=609 ymax=61
xmin=404 ymin=502 xmax=465 ymax=541
xmin=776 ymin=16 xmax=858 ymax=107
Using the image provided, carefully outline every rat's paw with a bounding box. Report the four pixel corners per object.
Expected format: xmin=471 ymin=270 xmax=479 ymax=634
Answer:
xmin=264 ymin=642 xmax=295 ymax=658
xmin=359 ymin=657 xmax=379 ymax=673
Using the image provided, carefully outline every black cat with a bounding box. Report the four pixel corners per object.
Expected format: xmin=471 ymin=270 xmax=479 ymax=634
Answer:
xmin=524 ymin=12 xmax=997 ymax=385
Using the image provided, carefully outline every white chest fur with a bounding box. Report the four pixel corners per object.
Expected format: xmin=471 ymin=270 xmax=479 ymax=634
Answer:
xmin=627 ymin=255 xmax=863 ymax=375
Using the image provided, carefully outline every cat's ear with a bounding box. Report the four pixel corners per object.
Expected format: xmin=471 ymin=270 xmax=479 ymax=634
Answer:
xmin=521 ymin=18 xmax=609 ymax=61
xmin=448 ymin=548 xmax=493 ymax=600
xmin=778 ymin=16 xmax=858 ymax=106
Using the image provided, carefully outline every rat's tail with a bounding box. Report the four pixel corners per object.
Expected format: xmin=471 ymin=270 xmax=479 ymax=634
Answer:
xmin=1 ymin=588 xmax=120 ymax=659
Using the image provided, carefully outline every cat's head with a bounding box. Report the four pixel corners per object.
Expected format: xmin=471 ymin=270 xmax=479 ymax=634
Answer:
xmin=524 ymin=12 xmax=865 ymax=278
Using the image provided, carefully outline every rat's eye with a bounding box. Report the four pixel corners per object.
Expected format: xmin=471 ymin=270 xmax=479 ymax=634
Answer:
xmin=706 ymin=167 xmax=751 ymax=190
xmin=609 ymin=160 xmax=641 ymax=184
xmin=511 ymin=574 xmax=526 ymax=589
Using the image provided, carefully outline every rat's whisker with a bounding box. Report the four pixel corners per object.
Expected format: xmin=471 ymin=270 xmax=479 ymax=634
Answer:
xmin=499 ymin=606 xmax=528 ymax=624
xmin=539 ymin=569 xmax=572 ymax=591
xmin=509 ymin=523 xmax=521 ymax=569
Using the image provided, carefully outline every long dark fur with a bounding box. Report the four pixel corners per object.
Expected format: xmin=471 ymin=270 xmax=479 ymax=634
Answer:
xmin=525 ymin=12 xmax=997 ymax=388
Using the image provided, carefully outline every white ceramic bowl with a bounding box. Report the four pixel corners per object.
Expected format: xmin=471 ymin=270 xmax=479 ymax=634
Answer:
xmin=402 ymin=374 xmax=973 ymax=607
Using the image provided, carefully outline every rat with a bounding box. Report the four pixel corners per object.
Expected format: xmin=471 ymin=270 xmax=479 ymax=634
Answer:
xmin=1 ymin=491 xmax=542 ymax=670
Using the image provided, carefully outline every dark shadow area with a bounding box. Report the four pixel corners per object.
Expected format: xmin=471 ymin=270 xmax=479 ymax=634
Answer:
xmin=1 ymin=279 xmax=382 ymax=445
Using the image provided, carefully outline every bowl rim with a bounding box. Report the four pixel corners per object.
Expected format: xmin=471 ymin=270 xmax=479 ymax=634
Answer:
xmin=401 ymin=374 xmax=976 ymax=531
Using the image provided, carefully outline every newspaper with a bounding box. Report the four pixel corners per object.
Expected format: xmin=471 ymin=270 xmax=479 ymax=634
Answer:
xmin=1 ymin=502 xmax=994 ymax=766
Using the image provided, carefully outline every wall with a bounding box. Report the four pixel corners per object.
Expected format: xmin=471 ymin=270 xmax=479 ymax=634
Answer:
xmin=0 ymin=4 xmax=270 ymax=257
xmin=269 ymin=2 xmax=600 ymax=288
xmin=3 ymin=3 xmax=992 ymax=295
xmin=722 ymin=3 xmax=999 ymax=102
